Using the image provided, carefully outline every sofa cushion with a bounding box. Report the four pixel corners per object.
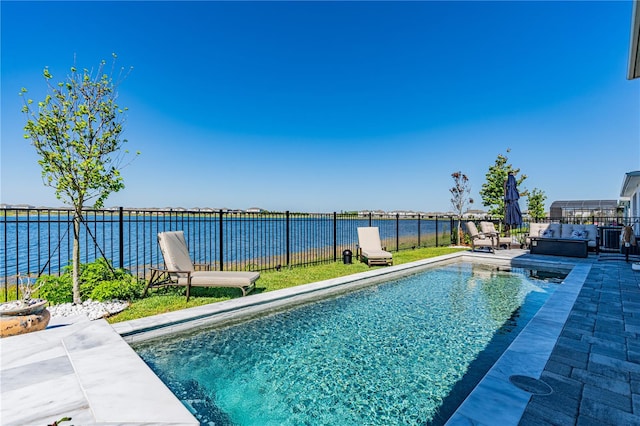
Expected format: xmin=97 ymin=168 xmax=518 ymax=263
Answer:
xmin=548 ymin=223 xmax=562 ymax=237
xmin=584 ymin=225 xmax=597 ymax=242
xmin=561 ymin=224 xmax=574 ymax=239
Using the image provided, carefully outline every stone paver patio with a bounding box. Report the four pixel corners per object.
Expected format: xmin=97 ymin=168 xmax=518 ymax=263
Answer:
xmin=519 ymin=259 xmax=640 ymax=426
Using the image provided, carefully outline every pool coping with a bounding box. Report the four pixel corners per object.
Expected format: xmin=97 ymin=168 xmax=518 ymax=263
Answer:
xmin=0 ymin=249 xmax=592 ymax=425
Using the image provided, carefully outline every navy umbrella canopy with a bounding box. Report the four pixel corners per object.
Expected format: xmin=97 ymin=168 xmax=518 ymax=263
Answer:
xmin=504 ymin=173 xmax=522 ymax=227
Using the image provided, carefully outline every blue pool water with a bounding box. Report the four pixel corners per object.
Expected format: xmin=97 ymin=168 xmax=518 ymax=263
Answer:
xmin=133 ymin=262 xmax=565 ymax=425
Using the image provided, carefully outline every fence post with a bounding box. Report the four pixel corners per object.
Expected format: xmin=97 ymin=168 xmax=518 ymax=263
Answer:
xmin=417 ymin=214 xmax=421 ymax=248
xmin=435 ymin=216 xmax=439 ymax=247
xmin=450 ymin=217 xmax=455 ymax=245
xmin=286 ymin=211 xmax=290 ymax=267
xmin=118 ymin=207 xmax=124 ymax=269
xmin=219 ymin=210 xmax=224 ymax=271
xmin=3 ymin=209 xmax=6 ymax=301
xmin=333 ymin=212 xmax=337 ymax=262
xmin=396 ymin=214 xmax=400 ymax=251
xmin=368 ymin=212 xmax=372 ymax=227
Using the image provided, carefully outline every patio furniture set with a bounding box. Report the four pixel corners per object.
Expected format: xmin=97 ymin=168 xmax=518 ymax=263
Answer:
xmin=467 ymin=221 xmax=600 ymax=258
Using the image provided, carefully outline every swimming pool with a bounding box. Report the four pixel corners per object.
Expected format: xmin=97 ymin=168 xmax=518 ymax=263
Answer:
xmin=133 ymin=261 xmax=566 ymax=425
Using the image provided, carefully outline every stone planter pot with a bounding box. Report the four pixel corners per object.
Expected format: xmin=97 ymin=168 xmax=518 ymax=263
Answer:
xmin=0 ymin=299 xmax=50 ymax=338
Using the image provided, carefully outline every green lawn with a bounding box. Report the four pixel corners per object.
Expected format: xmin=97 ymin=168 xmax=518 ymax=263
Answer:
xmin=107 ymin=246 xmax=466 ymax=323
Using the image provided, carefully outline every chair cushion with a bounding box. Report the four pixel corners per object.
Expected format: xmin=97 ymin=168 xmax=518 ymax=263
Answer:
xmin=357 ymin=227 xmax=384 ymax=251
xmin=158 ymin=231 xmax=195 ymax=276
xmin=472 ymin=238 xmax=493 ymax=247
xmin=361 ymin=248 xmax=393 ymax=259
xmin=178 ymin=271 xmax=260 ymax=287
xmin=480 ymin=222 xmax=497 ymax=235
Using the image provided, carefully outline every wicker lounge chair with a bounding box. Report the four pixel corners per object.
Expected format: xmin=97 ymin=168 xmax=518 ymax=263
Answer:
xmin=144 ymin=231 xmax=259 ymax=301
xmin=466 ymin=222 xmax=495 ymax=253
xmin=357 ymin=227 xmax=393 ymax=266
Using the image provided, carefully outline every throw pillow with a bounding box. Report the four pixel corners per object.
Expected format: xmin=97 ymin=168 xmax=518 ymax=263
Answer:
xmin=570 ymin=230 xmax=587 ymax=239
xmin=541 ymin=229 xmax=554 ymax=238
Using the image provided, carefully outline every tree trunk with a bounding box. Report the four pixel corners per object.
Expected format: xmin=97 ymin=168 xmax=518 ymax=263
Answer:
xmin=72 ymin=213 xmax=81 ymax=304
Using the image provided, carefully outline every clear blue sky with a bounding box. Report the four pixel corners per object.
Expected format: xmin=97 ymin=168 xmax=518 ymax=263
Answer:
xmin=2 ymin=1 xmax=639 ymax=213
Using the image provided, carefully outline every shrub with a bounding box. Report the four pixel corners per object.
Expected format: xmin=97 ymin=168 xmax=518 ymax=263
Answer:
xmin=37 ymin=274 xmax=73 ymax=304
xmin=37 ymin=258 xmax=144 ymax=303
xmin=89 ymin=278 xmax=144 ymax=301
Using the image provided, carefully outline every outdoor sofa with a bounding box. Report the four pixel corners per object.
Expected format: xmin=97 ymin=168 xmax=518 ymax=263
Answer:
xmin=526 ymin=223 xmax=599 ymax=254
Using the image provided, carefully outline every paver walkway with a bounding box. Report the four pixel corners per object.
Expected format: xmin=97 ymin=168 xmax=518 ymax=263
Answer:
xmin=520 ymin=260 xmax=640 ymax=425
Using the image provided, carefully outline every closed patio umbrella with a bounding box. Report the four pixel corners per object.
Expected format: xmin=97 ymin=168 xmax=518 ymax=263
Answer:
xmin=504 ymin=172 xmax=522 ymax=229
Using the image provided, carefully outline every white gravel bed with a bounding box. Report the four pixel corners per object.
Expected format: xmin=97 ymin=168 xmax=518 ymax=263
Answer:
xmin=48 ymin=300 xmax=129 ymax=321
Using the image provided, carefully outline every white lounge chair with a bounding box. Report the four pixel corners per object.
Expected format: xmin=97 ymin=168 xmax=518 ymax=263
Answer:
xmin=357 ymin=227 xmax=393 ymax=266
xmin=466 ymin=222 xmax=495 ymax=253
xmin=144 ymin=231 xmax=259 ymax=301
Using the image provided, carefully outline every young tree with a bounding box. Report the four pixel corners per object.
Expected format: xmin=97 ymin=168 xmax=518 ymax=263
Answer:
xmin=527 ymin=188 xmax=547 ymax=221
xmin=450 ymin=171 xmax=473 ymax=245
xmin=20 ymin=55 xmax=137 ymax=303
xmin=479 ymin=149 xmax=527 ymax=218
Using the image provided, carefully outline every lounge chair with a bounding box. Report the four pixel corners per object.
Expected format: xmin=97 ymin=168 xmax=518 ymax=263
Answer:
xmin=144 ymin=231 xmax=259 ymax=301
xmin=480 ymin=221 xmax=511 ymax=249
xmin=357 ymin=227 xmax=393 ymax=266
xmin=466 ymin=222 xmax=495 ymax=253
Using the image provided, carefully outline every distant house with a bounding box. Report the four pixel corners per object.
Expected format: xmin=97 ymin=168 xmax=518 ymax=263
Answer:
xmin=245 ymin=207 xmax=264 ymax=214
xmin=357 ymin=210 xmax=388 ymax=217
xmin=462 ymin=209 xmax=488 ymax=219
xmin=389 ymin=210 xmax=416 ymax=217
xmin=0 ymin=204 xmax=36 ymax=209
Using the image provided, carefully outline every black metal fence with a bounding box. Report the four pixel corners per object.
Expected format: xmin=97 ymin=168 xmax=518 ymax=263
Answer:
xmin=5 ymin=207 xmax=635 ymax=299
xmin=1 ymin=208 xmax=456 ymax=297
